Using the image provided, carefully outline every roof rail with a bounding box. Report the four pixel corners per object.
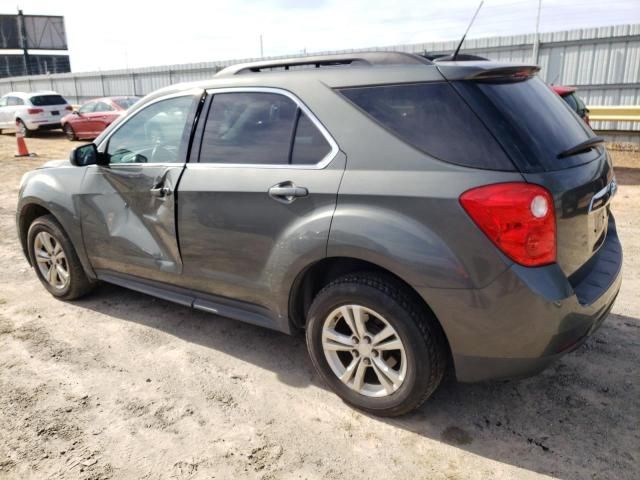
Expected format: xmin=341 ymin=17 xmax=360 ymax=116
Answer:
xmin=216 ymin=52 xmax=432 ymax=76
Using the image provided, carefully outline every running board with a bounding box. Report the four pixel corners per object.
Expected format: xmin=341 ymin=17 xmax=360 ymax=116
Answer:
xmin=96 ymin=271 xmax=280 ymax=331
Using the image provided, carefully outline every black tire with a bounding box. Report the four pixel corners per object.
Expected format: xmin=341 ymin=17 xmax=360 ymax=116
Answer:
xmin=27 ymin=215 xmax=94 ymax=300
xmin=63 ymin=123 xmax=77 ymax=141
xmin=16 ymin=119 xmax=32 ymax=138
xmin=306 ymin=272 xmax=447 ymax=417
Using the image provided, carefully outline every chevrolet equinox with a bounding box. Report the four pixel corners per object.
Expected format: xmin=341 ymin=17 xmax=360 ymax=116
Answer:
xmin=17 ymin=52 xmax=622 ymax=416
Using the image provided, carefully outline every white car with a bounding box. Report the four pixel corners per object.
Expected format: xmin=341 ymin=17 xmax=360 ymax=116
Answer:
xmin=0 ymin=91 xmax=72 ymax=137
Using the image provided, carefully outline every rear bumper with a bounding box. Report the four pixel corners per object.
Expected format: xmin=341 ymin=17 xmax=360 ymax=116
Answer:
xmin=421 ymin=216 xmax=622 ymax=382
xmin=24 ymin=119 xmax=62 ymax=130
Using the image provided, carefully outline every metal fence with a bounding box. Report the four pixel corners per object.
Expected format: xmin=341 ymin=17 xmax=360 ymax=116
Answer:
xmin=1 ymin=23 xmax=639 ymax=134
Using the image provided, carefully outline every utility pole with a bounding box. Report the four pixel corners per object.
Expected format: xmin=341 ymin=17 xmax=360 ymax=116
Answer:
xmin=260 ymin=34 xmax=264 ymax=58
xmin=532 ymin=0 xmax=542 ymax=65
xmin=17 ymin=9 xmax=32 ymax=75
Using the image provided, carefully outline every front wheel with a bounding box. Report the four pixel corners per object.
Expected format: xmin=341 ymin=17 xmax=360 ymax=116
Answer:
xmin=27 ymin=215 xmax=94 ymax=300
xmin=306 ymin=273 xmax=447 ymax=417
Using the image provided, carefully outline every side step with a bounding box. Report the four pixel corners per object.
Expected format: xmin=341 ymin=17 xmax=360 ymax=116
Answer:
xmin=96 ymin=271 xmax=281 ymax=331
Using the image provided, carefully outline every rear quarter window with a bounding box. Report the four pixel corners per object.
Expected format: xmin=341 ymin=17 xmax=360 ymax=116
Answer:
xmin=337 ymin=82 xmax=514 ymax=171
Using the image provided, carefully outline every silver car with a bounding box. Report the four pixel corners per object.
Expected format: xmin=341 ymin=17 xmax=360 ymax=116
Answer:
xmin=0 ymin=91 xmax=72 ymax=136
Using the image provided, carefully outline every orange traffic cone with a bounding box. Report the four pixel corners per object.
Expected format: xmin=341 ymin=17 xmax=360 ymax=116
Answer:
xmin=15 ymin=120 xmax=37 ymax=158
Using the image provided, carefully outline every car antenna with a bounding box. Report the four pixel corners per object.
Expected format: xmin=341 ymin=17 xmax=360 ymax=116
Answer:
xmin=452 ymin=0 xmax=485 ymax=61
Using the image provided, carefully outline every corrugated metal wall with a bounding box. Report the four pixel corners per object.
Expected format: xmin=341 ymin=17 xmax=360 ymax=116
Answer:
xmin=1 ymin=23 xmax=638 ymax=134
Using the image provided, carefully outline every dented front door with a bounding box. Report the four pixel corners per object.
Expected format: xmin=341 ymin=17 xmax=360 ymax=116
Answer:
xmin=78 ymin=92 xmax=201 ymax=281
xmin=79 ymin=164 xmax=184 ymax=279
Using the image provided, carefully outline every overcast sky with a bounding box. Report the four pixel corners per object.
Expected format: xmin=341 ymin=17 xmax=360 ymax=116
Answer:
xmin=7 ymin=0 xmax=640 ymax=72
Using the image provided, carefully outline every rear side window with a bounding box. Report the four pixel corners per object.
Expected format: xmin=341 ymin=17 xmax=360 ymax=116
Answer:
xmin=338 ymin=83 xmax=514 ymax=171
xmin=200 ymin=92 xmax=332 ymax=166
xmin=30 ymin=94 xmax=67 ymax=106
xmin=291 ymin=113 xmax=331 ymax=165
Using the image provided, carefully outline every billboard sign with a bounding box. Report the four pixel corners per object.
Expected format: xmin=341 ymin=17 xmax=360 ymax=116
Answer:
xmin=0 ymin=14 xmax=68 ymax=50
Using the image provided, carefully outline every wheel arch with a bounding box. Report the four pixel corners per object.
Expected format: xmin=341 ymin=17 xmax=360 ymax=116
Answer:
xmin=288 ymin=256 xmax=453 ymax=362
xmin=17 ymin=199 xmax=96 ymax=280
xmin=18 ymin=202 xmax=53 ymax=265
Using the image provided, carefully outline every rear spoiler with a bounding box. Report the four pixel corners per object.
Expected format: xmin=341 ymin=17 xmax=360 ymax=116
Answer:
xmin=435 ymin=62 xmax=540 ymax=82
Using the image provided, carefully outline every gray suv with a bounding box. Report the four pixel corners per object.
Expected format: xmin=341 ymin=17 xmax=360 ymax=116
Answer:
xmin=17 ymin=52 xmax=622 ymax=416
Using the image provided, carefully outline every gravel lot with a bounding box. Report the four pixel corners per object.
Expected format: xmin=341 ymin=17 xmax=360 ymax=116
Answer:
xmin=0 ymin=131 xmax=638 ymax=480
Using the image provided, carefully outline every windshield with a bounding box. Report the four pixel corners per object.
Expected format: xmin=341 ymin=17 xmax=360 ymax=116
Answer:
xmin=30 ymin=94 xmax=68 ymax=106
xmin=454 ymin=77 xmax=599 ymax=172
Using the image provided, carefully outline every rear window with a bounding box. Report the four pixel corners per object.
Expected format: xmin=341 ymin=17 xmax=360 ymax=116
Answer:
xmin=453 ymin=77 xmax=598 ymax=172
xmin=338 ymin=82 xmax=514 ymax=171
xmin=30 ymin=94 xmax=67 ymax=106
xmin=561 ymin=92 xmax=579 ymax=112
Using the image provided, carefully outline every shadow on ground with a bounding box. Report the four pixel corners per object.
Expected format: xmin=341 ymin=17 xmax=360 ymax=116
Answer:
xmin=75 ymin=282 xmax=639 ymax=479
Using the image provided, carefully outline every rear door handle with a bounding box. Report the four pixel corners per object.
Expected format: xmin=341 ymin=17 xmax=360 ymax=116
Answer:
xmin=268 ymin=183 xmax=308 ymax=204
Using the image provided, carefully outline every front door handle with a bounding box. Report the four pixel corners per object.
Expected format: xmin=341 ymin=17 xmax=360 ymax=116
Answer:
xmin=268 ymin=183 xmax=308 ymax=204
xmin=150 ymin=185 xmax=172 ymax=197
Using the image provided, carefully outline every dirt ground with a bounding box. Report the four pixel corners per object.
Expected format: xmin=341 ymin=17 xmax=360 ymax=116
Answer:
xmin=0 ymin=131 xmax=638 ymax=480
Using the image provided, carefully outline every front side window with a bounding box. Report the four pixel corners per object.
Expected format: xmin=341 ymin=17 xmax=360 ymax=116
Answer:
xmin=78 ymin=102 xmax=96 ymax=114
xmin=0 ymin=97 xmax=7 ymax=107
xmin=8 ymin=96 xmax=24 ymax=106
xmin=200 ymin=92 xmax=332 ymax=166
xmin=94 ymin=101 xmax=115 ymax=113
xmin=106 ymin=95 xmax=194 ymax=164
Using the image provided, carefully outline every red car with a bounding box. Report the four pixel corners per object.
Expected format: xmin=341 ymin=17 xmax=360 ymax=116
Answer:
xmin=61 ymin=96 xmax=140 ymax=140
xmin=551 ymin=85 xmax=590 ymax=126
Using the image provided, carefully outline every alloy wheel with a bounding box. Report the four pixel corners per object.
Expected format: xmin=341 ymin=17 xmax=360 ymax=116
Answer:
xmin=64 ymin=124 xmax=75 ymax=141
xmin=17 ymin=121 xmax=27 ymax=137
xmin=321 ymin=304 xmax=407 ymax=397
xmin=34 ymin=231 xmax=70 ymax=290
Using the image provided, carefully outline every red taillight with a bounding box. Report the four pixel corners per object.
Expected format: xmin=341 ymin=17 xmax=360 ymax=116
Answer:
xmin=27 ymin=108 xmax=43 ymax=115
xmin=460 ymin=183 xmax=556 ymax=267
xmin=65 ymin=105 xmax=73 ymax=111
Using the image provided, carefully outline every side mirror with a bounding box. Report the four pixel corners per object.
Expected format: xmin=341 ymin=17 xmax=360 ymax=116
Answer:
xmin=69 ymin=143 xmax=107 ymax=166
xmin=72 ymin=110 xmax=80 ymax=116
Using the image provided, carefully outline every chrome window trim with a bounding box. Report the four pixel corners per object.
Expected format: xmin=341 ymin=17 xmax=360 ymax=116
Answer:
xmin=194 ymin=86 xmax=340 ymax=170
xmin=95 ymin=88 xmax=203 ymax=163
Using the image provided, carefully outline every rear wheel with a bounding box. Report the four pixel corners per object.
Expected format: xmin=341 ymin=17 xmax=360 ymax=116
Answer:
xmin=16 ymin=119 xmax=32 ymax=137
xmin=305 ymin=272 xmax=447 ymax=416
xmin=63 ymin=123 xmax=77 ymax=141
xmin=27 ymin=215 xmax=94 ymax=300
